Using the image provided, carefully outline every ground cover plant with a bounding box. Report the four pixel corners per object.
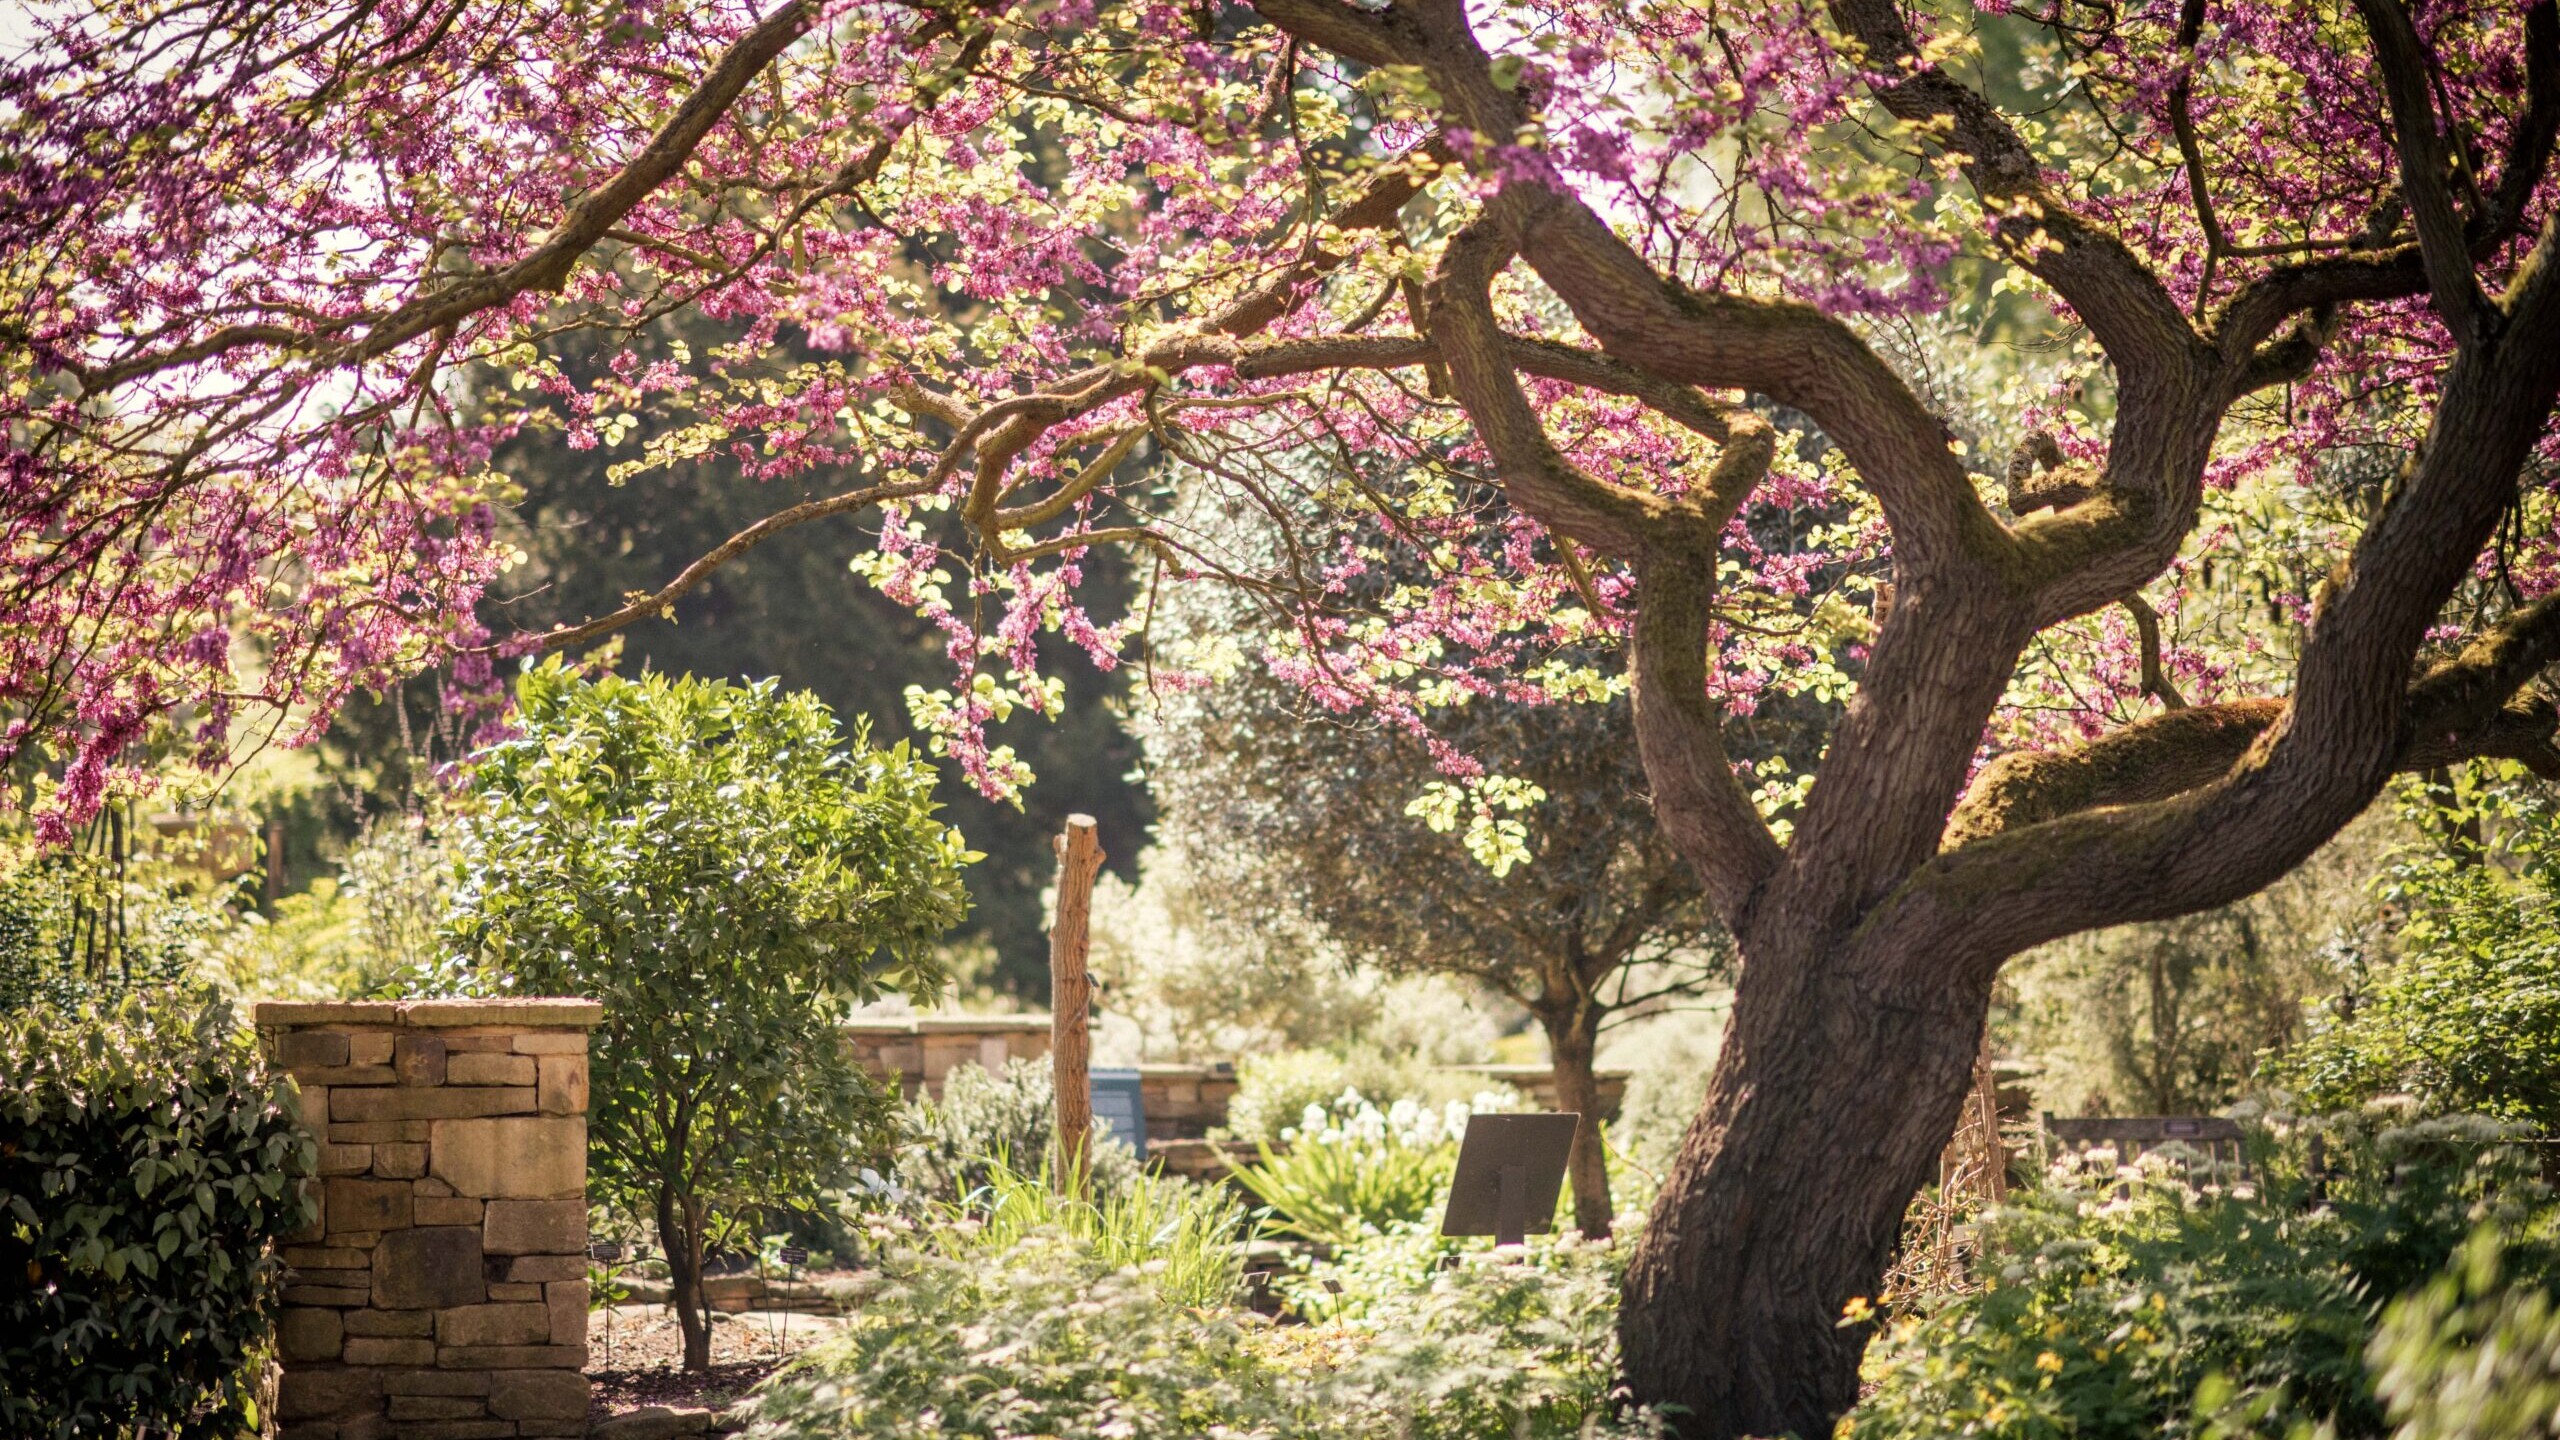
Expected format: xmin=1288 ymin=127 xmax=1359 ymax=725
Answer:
xmin=0 ymin=988 xmax=316 ymax=1440
xmin=433 ymin=664 xmax=973 ymax=1370
xmin=1850 ymin=1115 xmax=2560 ymax=1440
xmin=736 ymin=1203 xmax=1661 ymax=1440
xmin=9 ymin=0 xmax=2560 ymax=1428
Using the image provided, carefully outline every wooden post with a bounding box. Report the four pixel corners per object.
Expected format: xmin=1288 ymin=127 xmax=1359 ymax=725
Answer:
xmin=1049 ymin=814 xmax=1104 ymax=1193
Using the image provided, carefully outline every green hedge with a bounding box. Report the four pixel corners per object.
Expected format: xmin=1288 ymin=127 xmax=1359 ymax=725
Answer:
xmin=1 ymin=989 xmax=317 ymax=1440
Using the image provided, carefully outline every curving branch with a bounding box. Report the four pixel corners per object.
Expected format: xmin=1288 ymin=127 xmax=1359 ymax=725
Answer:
xmin=521 ymin=476 xmax=939 ymax=654
xmin=2351 ymin=0 xmax=2495 ymax=344
xmin=1944 ymin=591 xmax=2560 ymax=847
xmin=1423 ymin=222 xmax=1669 ymax=557
xmin=1892 ymin=218 xmax=2560 ymax=974
xmin=1253 ymin=0 xmax=2016 ymax=580
xmin=80 ymin=0 xmax=837 ymax=392
xmin=1825 ymin=0 xmax=2201 ymax=370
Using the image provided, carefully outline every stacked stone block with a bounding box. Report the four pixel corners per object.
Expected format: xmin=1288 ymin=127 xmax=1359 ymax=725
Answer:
xmin=254 ymin=999 xmax=602 ymax=1440
xmin=842 ymin=1014 xmax=1053 ymax=1098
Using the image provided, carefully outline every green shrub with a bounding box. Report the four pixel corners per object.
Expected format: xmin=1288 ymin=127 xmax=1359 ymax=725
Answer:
xmin=734 ymin=1219 xmax=1664 ymax=1440
xmin=896 ymin=1057 xmax=1141 ymax=1204
xmin=435 ymin=663 xmax=972 ymax=1369
xmin=1848 ymin=1114 xmax=2557 ymax=1440
xmin=736 ymin=1232 xmax=1302 ymax=1439
xmin=1319 ymin=1236 xmax=1660 ymax=1440
xmin=0 ymin=988 xmax=317 ymax=1440
xmin=2370 ymin=1225 xmax=2560 ymax=1440
xmin=2279 ymin=807 xmax=2560 ymax=1132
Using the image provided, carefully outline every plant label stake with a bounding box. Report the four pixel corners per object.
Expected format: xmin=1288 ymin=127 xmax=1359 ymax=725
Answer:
xmin=1050 ymin=814 xmax=1104 ymax=1194
xmin=1441 ymin=1113 xmax=1581 ymax=1252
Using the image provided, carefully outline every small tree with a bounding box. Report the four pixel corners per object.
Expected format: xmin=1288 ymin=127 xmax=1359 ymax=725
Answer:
xmin=1147 ymin=604 xmax=1732 ymax=1235
xmin=440 ymin=663 xmax=971 ymax=1370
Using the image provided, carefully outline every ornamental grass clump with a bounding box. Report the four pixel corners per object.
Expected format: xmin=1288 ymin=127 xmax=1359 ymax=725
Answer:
xmin=940 ymin=1153 xmax=1245 ymax=1309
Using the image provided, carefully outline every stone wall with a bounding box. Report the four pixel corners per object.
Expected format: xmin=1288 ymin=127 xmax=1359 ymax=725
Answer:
xmin=842 ymin=1015 xmax=1053 ymax=1098
xmin=1129 ymin=1064 xmax=1240 ymax=1144
xmin=254 ymin=999 xmax=601 ymax=1440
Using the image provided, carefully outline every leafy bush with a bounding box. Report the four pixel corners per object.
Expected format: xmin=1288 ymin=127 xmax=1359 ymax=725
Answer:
xmin=1227 ymin=1090 xmax=1500 ymax=1247
xmin=0 ymin=840 xmax=223 ymax=1013
xmin=436 ymin=663 xmax=972 ymax=1368
xmin=1221 ymin=1046 xmax=1503 ymax=1145
xmin=1848 ymin=1114 xmax=2557 ymax=1440
xmin=0 ymin=989 xmax=317 ymax=1440
xmin=2370 ymin=1225 xmax=2560 ymax=1440
xmin=896 ymin=1057 xmax=1140 ymax=1204
xmin=2280 ymin=800 xmax=2560 ymax=1132
xmin=1319 ymin=1236 xmax=1661 ymax=1440
xmin=735 ymin=1218 xmax=1664 ymax=1440
xmin=738 ymin=1231 xmax=1299 ymax=1439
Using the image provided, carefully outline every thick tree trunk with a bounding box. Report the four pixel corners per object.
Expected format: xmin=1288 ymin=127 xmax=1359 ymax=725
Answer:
xmin=1541 ymin=1008 xmax=1614 ymax=1238
xmin=1619 ymin=933 xmax=1993 ymax=1439
xmin=658 ymin=1189 xmax=713 ymax=1373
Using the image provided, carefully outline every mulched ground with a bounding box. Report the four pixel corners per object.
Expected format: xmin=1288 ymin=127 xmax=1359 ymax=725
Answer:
xmin=587 ymin=1304 xmax=846 ymax=1419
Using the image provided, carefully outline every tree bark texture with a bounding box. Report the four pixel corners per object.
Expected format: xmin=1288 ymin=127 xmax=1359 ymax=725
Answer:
xmin=1618 ymin=930 xmax=1995 ymax=1434
xmin=657 ymin=1188 xmax=713 ymax=1374
xmin=1541 ymin=1005 xmax=1613 ymax=1238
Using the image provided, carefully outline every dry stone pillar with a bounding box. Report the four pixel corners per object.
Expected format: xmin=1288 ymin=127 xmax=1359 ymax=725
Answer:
xmin=254 ymin=999 xmax=602 ymax=1440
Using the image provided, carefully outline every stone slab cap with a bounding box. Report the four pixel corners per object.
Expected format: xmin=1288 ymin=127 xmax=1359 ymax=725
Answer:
xmin=252 ymin=999 xmax=604 ymax=1029
xmin=841 ymin=1013 xmax=1053 ymax=1036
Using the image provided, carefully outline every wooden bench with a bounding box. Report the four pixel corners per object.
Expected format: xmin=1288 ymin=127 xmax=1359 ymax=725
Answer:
xmin=2044 ymin=1114 xmax=2251 ymax=1180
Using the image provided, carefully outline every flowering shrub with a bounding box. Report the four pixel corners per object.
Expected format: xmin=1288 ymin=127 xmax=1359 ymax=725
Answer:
xmin=1848 ymin=1116 xmax=2560 ymax=1440
xmin=1228 ymin=1089 xmax=1510 ymax=1248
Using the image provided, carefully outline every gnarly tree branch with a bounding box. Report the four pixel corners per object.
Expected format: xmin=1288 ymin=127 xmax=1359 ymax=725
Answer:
xmin=1891 ymin=215 xmax=2560 ymax=973
xmin=2211 ymin=1 xmax=2551 ymax=370
xmin=2352 ymin=0 xmax=2495 ymax=344
xmin=1945 ymin=593 xmax=2560 ymax=846
xmin=1824 ymin=0 xmax=2201 ymax=371
xmin=1631 ymin=548 xmax=1787 ymax=924
xmin=1253 ymin=0 xmax=2014 ymax=580
xmin=2119 ymin=595 xmax=2189 ymax=710
xmin=1424 ymin=223 xmax=1668 ymax=557
xmin=521 ymin=476 xmax=938 ymax=654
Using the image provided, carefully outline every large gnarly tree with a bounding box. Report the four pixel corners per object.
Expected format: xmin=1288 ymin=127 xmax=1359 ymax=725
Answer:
xmin=6 ymin=0 xmax=2560 ymax=1432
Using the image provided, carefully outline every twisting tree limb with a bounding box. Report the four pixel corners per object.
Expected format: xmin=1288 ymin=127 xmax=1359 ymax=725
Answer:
xmin=2352 ymin=0 xmax=2496 ymax=344
xmin=1417 ymin=217 xmax=1784 ymax=918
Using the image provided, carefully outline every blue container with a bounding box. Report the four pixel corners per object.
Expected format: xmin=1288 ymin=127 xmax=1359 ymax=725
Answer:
xmin=1089 ymin=1067 xmax=1148 ymax=1161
